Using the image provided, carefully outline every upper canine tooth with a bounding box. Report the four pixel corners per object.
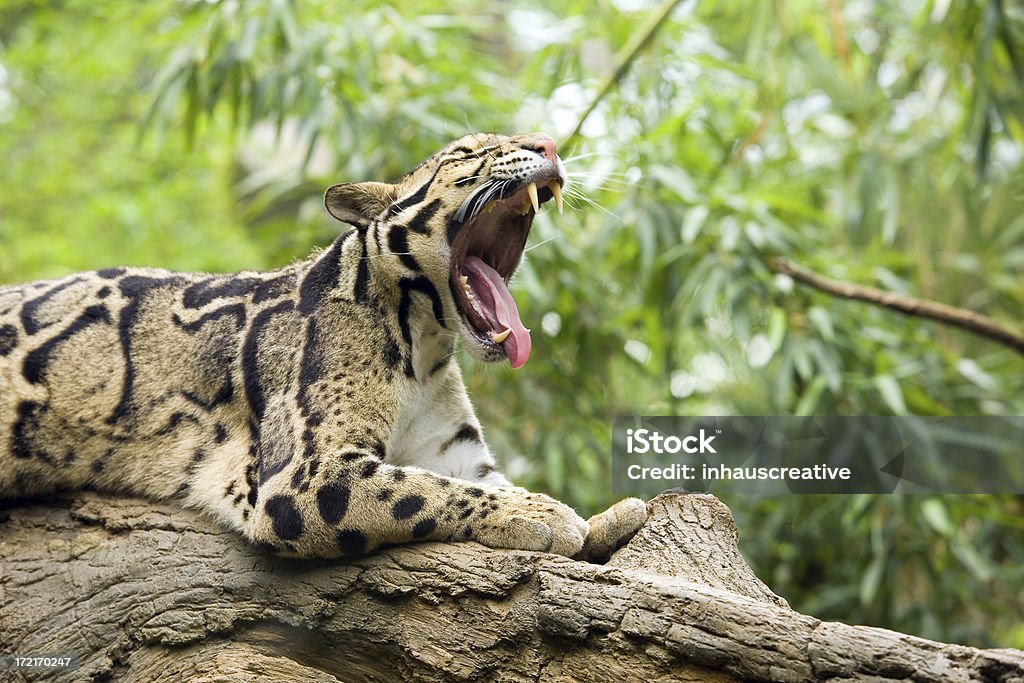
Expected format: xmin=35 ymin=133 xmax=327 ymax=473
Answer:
xmin=549 ymin=181 xmax=563 ymax=214
xmin=527 ymin=182 xmax=540 ymax=213
xmin=491 ymin=328 xmax=512 ymax=344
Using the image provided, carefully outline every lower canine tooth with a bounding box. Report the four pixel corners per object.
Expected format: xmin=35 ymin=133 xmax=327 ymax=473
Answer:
xmin=491 ymin=328 xmax=512 ymax=344
xmin=527 ymin=182 xmax=540 ymax=213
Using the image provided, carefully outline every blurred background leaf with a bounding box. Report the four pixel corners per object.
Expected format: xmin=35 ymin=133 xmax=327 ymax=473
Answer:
xmin=1 ymin=0 xmax=1021 ymax=649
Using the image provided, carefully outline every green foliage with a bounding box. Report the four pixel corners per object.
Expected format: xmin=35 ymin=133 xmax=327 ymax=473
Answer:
xmin=0 ymin=1 xmax=266 ymax=280
xmin=1 ymin=0 xmax=1021 ymax=648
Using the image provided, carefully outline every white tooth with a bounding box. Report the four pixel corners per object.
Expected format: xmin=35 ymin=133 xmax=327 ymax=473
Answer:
xmin=460 ymin=275 xmax=469 ymax=286
xmin=549 ymin=181 xmax=563 ymax=214
xmin=491 ymin=328 xmax=512 ymax=344
xmin=527 ymin=182 xmax=540 ymax=213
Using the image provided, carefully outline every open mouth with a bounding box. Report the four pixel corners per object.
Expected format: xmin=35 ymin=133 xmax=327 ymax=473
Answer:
xmin=449 ymin=176 xmax=564 ymax=369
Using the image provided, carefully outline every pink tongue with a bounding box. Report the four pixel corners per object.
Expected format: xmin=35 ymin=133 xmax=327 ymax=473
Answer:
xmin=462 ymin=256 xmax=532 ymax=369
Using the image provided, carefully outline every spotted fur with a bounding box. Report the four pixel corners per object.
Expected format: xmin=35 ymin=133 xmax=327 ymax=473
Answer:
xmin=0 ymin=132 xmax=645 ymax=558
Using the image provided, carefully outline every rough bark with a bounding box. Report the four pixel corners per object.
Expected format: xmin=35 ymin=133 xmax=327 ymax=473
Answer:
xmin=1 ymin=491 xmax=1022 ymax=682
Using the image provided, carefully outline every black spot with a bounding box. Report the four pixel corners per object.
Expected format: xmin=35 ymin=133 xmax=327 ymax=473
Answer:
xmin=397 ymin=276 xmax=446 ymax=351
xmin=299 ymin=237 xmax=344 ymax=314
xmin=91 ymin=448 xmax=115 ymax=474
xmin=387 ymin=226 xmax=420 ymax=272
xmin=462 ymin=527 xmax=472 ymax=538
xmin=412 ymin=518 xmax=437 ymax=539
xmin=182 ymin=276 xmax=261 ymax=309
xmin=458 ymin=507 xmax=473 ymax=520
xmin=392 ymin=495 xmax=425 ymax=520
xmin=253 ymin=273 xmax=297 ymax=304
xmin=353 ymin=232 xmax=370 ymax=304
xmin=265 ymin=495 xmax=304 ymax=540
xmin=96 ymin=286 xmax=111 ymax=298
xmin=19 ymin=278 xmax=84 ymax=335
xmin=467 ymin=487 xmax=484 ymax=497
xmin=297 ymin=320 xmax=324 ymax=461
xmin=23 ymin=304 xmax=111 ymax=384
xmin=109 ymin=276 xmax=185 ymax=425
xmin=10 ymin=401 xmax=49 ymax=461
xmin=214 ymin=423 xmax=229 ymax=444
xmin=316 ymin=483 xmax=350 ymax=525
xmin=97 ymin=268 xmax=125 ymax=279
xmin=441 ymin=423 xmax=482 ymax=453
xmin=406 ymin=198 xmax=441 ymax=235
xmin=0 ymin=324 xmax=17 ymax=356
xmin=173 ymin=303 xmax=245 ymax=333
xmin=337 ymin=529 xmax=367 ymax=556
xmin=391 ymin=469 xmax=406 ymax=482
xmin=185 ymin=448 xmax=205 ymax=474
xmin=181 ymin=378 xmax=234 ymax=411
xmin=242 ymin=300 xmax=294 ymax=423
xmin=341 ymin=450 xmax=367 ymax=462
xmin=377 ymin=488 xmax=393 ymax=501
xmin=455 ymin=499 xmax=469 ymax=508
xmin=382 ymin=333 xmax=401 ymax=370
xmin=428 ymin=356 xmax=450 ymax=376
xmin=246 ymin=462 xmax=259 ymax=507
xmin=361 ymin=460 xmax=380 ymax=478
xmin=290 ymin=463 xmax=307 ymax=489
xmin=387 ymin=168 xmax=442 ymax=217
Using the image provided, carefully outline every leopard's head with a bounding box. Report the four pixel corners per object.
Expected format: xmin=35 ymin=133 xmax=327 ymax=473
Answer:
xmin=324 ymin=132 xmax=565 ymax=369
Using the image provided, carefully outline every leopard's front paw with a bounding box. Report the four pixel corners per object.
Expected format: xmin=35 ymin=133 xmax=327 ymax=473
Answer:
xmin=472 ymin=489 xmax=588 ymax=557
xmin=575 ymin=497 xmax=647 ymax=563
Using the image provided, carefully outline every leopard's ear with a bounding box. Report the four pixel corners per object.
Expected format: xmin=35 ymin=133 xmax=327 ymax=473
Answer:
xmin=324 ymin=182 xmax=397 ymax=228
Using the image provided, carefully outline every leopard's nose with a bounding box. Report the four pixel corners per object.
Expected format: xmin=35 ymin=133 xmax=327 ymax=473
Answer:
xmin=529 ymin=136 xmax=558 ymax=165
xmin=532 ymin=138 xmax=557 ymax=164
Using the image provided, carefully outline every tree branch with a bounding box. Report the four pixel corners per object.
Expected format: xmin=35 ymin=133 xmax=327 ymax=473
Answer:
xmin=562 ymin=0 xmax=683 ymax=151
xmin=3 ymin=491 xmax=1022 ymax=682
xmin=772 ymin=258 xmax=1024 ymax=356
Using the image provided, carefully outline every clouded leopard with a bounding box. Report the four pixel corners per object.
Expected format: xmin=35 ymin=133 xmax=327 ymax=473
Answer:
xmin=0 ymin=132 xmax=645 ymax=560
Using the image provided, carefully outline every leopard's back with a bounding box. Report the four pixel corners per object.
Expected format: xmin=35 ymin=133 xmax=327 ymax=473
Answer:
xmin=0 ymin=265 xmax=293 ymax=501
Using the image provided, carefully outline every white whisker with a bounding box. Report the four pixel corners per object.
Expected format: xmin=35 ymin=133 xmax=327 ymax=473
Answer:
xmin=524 ymin=236 xmax=558 ymax=253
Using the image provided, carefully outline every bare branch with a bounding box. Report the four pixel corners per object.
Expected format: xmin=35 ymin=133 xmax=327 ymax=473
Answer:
xmin=772 ymin=258 xmax=1024 ymax=356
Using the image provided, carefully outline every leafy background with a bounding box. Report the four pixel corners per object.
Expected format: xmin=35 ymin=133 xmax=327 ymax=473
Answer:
xmin=1 ymin=0 xmax=1021 ymax=648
